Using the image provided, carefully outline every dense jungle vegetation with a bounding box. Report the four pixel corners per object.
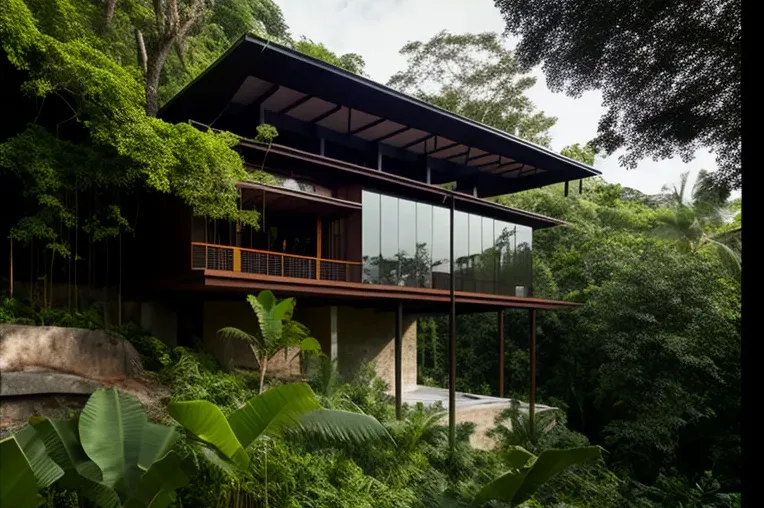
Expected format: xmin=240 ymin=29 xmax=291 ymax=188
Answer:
xmin=0 ymin=0 xmax=741 ymax=506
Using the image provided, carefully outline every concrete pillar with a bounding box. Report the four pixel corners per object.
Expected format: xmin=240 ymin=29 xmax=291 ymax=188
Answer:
xmin=330 ymin=305 xmax=338 ymax=363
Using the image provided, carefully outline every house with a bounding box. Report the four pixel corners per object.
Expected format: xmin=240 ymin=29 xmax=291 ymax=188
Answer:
xmin=2 ymin=34 xmax=600 ymax=447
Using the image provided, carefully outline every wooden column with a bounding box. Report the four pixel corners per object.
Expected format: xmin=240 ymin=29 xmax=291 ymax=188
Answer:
xmin=498 ymin=309 xmax=505 ymax=398
xmin=529 ymin=308 xmax=537 ymax=437
xmin=395 ymin=301 xmax=403 ymax=420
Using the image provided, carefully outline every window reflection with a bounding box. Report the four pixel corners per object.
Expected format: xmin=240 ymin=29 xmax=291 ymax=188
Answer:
xmin=361 ymin=190 xmax=532 ymax=296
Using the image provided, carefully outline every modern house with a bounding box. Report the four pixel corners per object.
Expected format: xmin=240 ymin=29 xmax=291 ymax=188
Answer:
xmin=2 ymin=34 xmax=600 ymax=446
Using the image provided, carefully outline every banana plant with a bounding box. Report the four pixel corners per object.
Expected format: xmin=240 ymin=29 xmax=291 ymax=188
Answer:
xmin=471 ymin=445 xmax=603 ymax=507
xmin=1 ymin=429 xmax=63 ymax=507
xmin=218 ymin=291 xmax=321 ymax=393
xmin=17 ymin=388 xmax=192 ymax=508
xmin=169 ymin=382 xmax=393 ymax=470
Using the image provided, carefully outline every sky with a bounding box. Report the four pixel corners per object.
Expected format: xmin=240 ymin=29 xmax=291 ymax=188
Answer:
xmin=277 ymin=0 xmax=729 ymax=198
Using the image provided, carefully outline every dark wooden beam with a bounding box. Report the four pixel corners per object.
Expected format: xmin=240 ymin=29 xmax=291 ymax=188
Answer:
xmin=466 ymin=152 xmax=495 ymax=163
xmin=402 ymin=133 xmax=434 ymax=149
xmin=395 ymin=301 xmax=403 ymax=420
xmin=309 ymin=104 xmax=341 ymax=123
xmin=564 ymin=180 xmax=569 ymax=197
xmin=473 ymin=157 xmax=506 ymax=169
xmin=349 ymin=117 xmax=386 ymax=135
xmin=444 ymin=150 xmax=470 ymax=162
xmin=370 ymin=126 xmax=410 ymax=143
xmin=278 ymin=94 xmax=312 ymax=115
xmin=427 ymin=141 xmax=460 ymax=156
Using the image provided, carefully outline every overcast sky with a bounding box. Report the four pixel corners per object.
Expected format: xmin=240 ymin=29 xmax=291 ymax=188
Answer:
xmin=277 ymin=0 xmax=725 ymax=197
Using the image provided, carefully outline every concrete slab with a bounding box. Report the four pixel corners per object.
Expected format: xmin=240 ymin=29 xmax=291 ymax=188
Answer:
xmin=0 ymin=370 xmax=101 ymax=396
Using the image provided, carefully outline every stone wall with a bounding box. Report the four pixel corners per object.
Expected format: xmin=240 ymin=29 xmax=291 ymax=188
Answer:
xmin=336 ymin=307 xmax=417 ymax=393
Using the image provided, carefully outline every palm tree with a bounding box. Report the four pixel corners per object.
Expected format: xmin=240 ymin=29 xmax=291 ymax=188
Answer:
xmin=217 ymin=291 xmax=320 ymax=393
xmin=654 ymin=170 xmax=741 ymax=271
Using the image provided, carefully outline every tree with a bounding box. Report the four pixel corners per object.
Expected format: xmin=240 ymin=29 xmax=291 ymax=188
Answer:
xmin=560 ymin=143 xmax=597 ymax=166
xmin=493 ymin=0 xmax=741 ymax=189
xmin=388 ymin=31 xmax=556 ymax=146
xmin=293 ymin=37 xmax=366 ymax=75
xmin=217 ymin=291 xmax=320 ymax=393
xmin=654 ymin=170 xmax=741 ymax=270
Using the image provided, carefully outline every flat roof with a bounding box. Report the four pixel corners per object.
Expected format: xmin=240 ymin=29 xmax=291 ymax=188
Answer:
xmin=159 ymin=34 xmax=600 ymax=198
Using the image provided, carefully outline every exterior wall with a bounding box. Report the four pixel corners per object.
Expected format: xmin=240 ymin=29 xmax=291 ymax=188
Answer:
xmin=336 ymin=307 xmax=417 ymax=393
xmin=140 ymin=302 xmax=178 ymax=346
xmin=202 ymin=300 xmax=300 ymax=377
xmin=454 ymin=403 xmax=506 ymax=450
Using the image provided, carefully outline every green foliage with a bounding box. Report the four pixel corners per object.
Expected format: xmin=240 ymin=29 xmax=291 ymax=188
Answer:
xmin=293 ymin=37 xmax=366 ymax=75
xmin=218 ymin=291 xmax=318 ymax=393
xmin=0 ymin=435 xmax=49 ymax=507
xmin=560 ymin=143 xmax=597 ymax=166
xmin=388 ymin=31 xmax=556 ymax=146
xmin=471 ymin=446 xmax=602 ymax=507
xmin=170 ymin=382 xmax=392 ymax=474
xmin=494 ymin=0 xmax=740 ymax=189
xmin=8 ymin=388 xmax=191 ymax=507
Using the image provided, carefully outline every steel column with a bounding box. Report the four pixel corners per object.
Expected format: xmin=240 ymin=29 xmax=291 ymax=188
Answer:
xmin=498 ymin=309 xmax=505 ymax=398
xmin=448 ymin=194 xmax=456 ymax=448
xmin=529 ymin=308 xmax=537 ymax=437
xmin=395 ymin=301 xmax=403 ymax=420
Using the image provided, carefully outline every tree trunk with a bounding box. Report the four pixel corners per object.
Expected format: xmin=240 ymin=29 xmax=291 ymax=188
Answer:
xmin=145 ymin=41 xmax=174 ymax=117
xmin=259 ymin=355 xmax=268 ymax=394
xmin=104 ymin=0 xmax=118 ymax=28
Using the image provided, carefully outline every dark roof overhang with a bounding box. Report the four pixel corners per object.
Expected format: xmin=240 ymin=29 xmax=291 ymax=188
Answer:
xmin=159 ymin=34 xmax=600 ymax=198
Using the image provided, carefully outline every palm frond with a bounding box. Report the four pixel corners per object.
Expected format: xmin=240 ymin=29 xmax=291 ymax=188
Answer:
xmin=295 ymin=409 xmax=395 ymax=446
xmin=217 ymin=327 xmax=257 ymax=346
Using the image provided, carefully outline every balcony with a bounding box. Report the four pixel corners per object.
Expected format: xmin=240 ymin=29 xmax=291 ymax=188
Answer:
xmin=191 ymin=242 xmax=362 ymax=283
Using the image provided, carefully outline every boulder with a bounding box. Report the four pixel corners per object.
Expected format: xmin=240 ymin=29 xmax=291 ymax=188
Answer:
xmin=0 ymin=324 xmax=143 ymax=381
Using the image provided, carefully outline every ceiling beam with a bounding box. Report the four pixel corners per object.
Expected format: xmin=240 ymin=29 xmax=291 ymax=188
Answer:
xmin=278 ymin=94 xmax=312 ymax=115
xmin=349 ymin=117 xmax=387 ymax=135
xmin=370 ymin=126 xmax=410 ymax=143
xmin=309 ymin=104 xmax=342 ymax=124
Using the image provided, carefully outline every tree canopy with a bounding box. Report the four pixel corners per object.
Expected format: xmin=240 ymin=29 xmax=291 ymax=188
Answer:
xmin=493 ymin=0 xmax=741 ymax=189
xmin=388 ymin=31 xmax=556 ymax=147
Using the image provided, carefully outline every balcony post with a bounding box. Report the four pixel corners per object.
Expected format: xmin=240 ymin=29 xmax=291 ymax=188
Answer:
xmin=316 ymin=218 xmax=322 ymax=280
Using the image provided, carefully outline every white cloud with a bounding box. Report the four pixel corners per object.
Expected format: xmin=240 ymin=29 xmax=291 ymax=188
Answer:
xmin=278 ymin=0 xmax=731 ymax=197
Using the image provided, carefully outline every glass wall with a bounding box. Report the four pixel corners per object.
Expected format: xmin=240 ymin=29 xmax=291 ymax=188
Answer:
xmin=361 ymin=190 xmax=532 ymax=296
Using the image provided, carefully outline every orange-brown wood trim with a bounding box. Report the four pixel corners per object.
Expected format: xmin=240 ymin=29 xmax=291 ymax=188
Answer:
xmin=201 ymin=270 xmax=580 ymax=310
xmin=191 ymin=242 xmax=362 ymax=265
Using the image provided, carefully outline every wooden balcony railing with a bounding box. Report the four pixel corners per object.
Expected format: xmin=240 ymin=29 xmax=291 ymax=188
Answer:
xmin=191 ymin=242 xmax=362 ymax=283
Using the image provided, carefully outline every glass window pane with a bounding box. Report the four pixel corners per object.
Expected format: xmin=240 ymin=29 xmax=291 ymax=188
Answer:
xmin=480 ymin=216 xmax=496 ymax=294
xmin=362 ymin=191 xmax=380 ymax=283
xmin=431 ymin=205 xmax=451 ymax=290
xmin=380 ymin=194 xmax=399 ymax=284
xmin=416 ymin=202 xmax=433 ymax=288
xmin=515 ymin=224 xmax=533 ymax=296
xmin=398 ymin=199 xmax=417 ymax=287
xmin=496 ymin=221 xmax=514 ymax=295
xmin=467 ymin=214 xmax=482 ymax=293
xmin=453 ymin=211 xmax=469 ymax=292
